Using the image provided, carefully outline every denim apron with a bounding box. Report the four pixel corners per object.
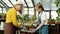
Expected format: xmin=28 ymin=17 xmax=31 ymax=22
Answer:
xmin=37 ymin=12 xmax=48 ymax=34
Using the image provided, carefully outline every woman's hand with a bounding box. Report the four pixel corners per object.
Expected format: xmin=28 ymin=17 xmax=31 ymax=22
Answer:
xmin=30 ymin=29 xmax=38 ymax=33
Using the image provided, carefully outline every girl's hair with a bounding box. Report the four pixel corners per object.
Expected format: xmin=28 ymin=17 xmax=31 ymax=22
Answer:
xmin=36 ymin=2 xmax=44 ymax=11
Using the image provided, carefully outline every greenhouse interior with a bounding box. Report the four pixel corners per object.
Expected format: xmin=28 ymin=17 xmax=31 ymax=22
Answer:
xmin=0 ymin=0 xmax=60 ymax=34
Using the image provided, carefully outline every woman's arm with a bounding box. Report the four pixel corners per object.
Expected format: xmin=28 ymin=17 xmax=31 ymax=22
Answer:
xmin=36 ymin=20 xmax=46 ymax=30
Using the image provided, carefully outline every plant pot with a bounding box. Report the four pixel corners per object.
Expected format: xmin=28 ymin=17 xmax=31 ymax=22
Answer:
xmin=48 ymin=19 xmax=55 ymax=24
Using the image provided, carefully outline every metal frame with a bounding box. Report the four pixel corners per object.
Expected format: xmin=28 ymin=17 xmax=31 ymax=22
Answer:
xmin=24 ymin=0 xmax=29 ymax=14
xmin=8 ymin=0 xmax=13 ymax=6
xmin=31 ymin=0 xmax=36 ymax=16
xmin=1 ymin=0 xmax=9 ymax=8
xmin=0 ymin=5 xmax=3 ymax=8
xmin=1 ymin=0 xmax=9 ymax=11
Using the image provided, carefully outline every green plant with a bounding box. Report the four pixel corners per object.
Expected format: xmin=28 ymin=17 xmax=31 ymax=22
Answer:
xmin=17 ymin=14 xmax=30 ymax=23
xmin=17 ymin=14 xmax=37 ymax=23
xmin=0 ymin=13 xmax=6 ymax=18
xmin=31 ymin=15 xmax=37 ymax=22
xmin=56 ymin=8 xmax=60 ymax=16
xmin=56 ymin=8 xmax=60 ymax=22
xmin=55 ymin=0 xmax=59 ymax=7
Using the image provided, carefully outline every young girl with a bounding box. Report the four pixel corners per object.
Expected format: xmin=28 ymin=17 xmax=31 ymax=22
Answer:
xmin=32 ymin=2 xmax=48 ymax=34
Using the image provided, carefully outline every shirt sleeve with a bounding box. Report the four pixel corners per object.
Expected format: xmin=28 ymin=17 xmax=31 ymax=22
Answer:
xmin=12 ymin=11 xmax=19 ymax=27
xmin=41 ymin=12 xmax=47 ymax=20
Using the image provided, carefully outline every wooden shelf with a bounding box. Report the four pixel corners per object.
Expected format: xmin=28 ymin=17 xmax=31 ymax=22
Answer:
xmin=0 ymin=18 xmax=6 ymax=22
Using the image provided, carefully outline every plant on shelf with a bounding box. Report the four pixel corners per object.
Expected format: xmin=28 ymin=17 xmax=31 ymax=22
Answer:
xmin=17 ymin=14 xmax=30 ymax=23
xmin=31 ymin=15 xmax=37 ymax=22
xmin=17 ymin=14 xmax=37 ymax=26
xmin=0 ymin=13 xmax=6 ymax=18
xmin=56 ymin=8 xmax=60 ymax=22
xmin=48 ymin=19 xmax=55 ymax=24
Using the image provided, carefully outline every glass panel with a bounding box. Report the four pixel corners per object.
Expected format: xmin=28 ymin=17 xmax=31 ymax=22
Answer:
xmin=10 ymin=0 xmax=16 ymax=4
xmin=0 ymin=8 xmax=2 ymax=13
xmin=26 ymin=0 xmax=33 ymax=7
xmin=3 ymin=8 xmax=6 ymax=13
xmin=29 ymin=8 xmax=34 ymax=15
xmin=2 ymin=0 xmax=13 ymax=7
xmin=34 ymin=0 xmax=58 ymax=10
xmin=0 ymin=3 xmax=4 ymax=7
xmin=51 ymin=0 xmax=56 ymax=3
xmin=23 ymin=8 xmax=28 ymax=14
xmin=51 ymin=3 xmax=58 ymax=10
xmin=45 ymin=12 xmax=49 ymax=19
xmin=0 ymin=8 xmax=1 ymax=11
xmin=34 ymin=0 xmax=41 ymax=5
xmin=41 ymin=0 xmax=51 ymax=10
xmin=43 ymin=3 xmax=50 ymax=10
xmin=51 ymin=11 xmax=58 ymax=20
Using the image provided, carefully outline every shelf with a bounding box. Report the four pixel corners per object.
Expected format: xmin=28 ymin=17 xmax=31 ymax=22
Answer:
xmin=0 ymin=18 xmax=6 ymax=22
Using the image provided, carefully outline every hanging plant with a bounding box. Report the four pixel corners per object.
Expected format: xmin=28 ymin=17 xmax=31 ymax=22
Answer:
xmin=55 ymin=0 xmax=59 ymax=7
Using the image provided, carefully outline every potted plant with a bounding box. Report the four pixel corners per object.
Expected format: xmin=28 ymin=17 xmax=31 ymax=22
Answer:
xmin=55 ymin=8 xmax=60 ymax=24
xmin=1 ymin=13 xmax=6 ymax=18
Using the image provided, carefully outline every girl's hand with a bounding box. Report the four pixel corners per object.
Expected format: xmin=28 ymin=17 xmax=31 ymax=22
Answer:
xmin=30 ymin=29 xmax=37 ymax=33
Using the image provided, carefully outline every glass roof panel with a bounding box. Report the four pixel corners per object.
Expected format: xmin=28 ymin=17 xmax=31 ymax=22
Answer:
xmin=0 ymin=3 xmax=4 ymax=7
xmin=10 ymin=0 xmax=16 ymax=4
xmin=51 ymin=3 xmax=58 ymax=10
xmin=41 ymin=0 xmax=58 ymax=10
xmin=34 ymin=0 xmax=58 ymax=10
xmin=26 ymin=0 xmax=33 ymax=7
xmin=34 ymin=0 xmax=41 ymax=5
xmin=51 ymin=0 xmax=56 ymax=3
xmin=2 ymin=0 xmax=13 ymax=7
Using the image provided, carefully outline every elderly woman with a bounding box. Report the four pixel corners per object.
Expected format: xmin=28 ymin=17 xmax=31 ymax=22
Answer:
xmin=4 ymin=1 xmax=24 ymax=34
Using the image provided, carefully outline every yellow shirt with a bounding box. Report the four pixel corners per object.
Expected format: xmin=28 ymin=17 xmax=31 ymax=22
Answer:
xmin=6 ymin=8 xmax=20 ymax=27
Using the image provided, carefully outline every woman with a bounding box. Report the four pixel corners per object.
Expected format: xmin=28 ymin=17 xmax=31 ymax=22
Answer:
xmin=4 ymin=1 xmax=24 ymax=34
xmin=32 ymin=2 xmax=48 ymax=34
